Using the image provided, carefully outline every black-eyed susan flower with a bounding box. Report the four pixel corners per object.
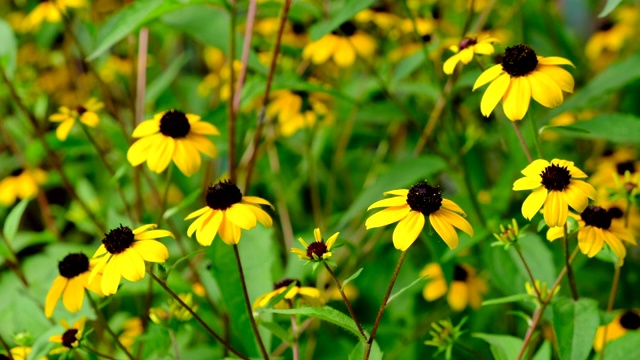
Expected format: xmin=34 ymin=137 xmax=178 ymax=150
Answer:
xmin=89 ymin=225 xmax=172 ymax=295
xmin=291 ymin=228 xmax=339 ymax=262
xmin=594 ymin=310 xmax=640 ymax=352
xmin=513 ymin=159 xmax=596 ymax=227
xmin=365 ymin=181 xmax=473 ymax=250
xmin=253 ymin=279 xmax=323 ymax=309
xmin=49 ymin=98 xmax=103 ymax=141
xmin=266 ymin=90 xmax=332 ymax=136
xmin=443 ymin=36 xmax=497 ymax=75
xmin=185 ymin=180 xmax=272 ymax=246
xmin=473 ymin=44 xmax=574 ymax=121
xmin=49 ymin=317 xmax=85 ymax=355
xmin=302 ymin=22 xmax=376 ymax=68
xmin=590 ymin=148 xmax=638 ymax=190
xmin=22 ymin=0 xmax=86 ymax=31
xmin=45 ymin=253 xmax=103 ymax=318
xmin=0 ymin=168 xmax=47 ymax=206
xmin=198 ymin=47 xmax=243 ymax=102
xmin=421 ymin=263 xmax=487 ymax=311
xmin=2 ymin=346 xmax=32 ymax=360
xmin=547 ymin=206 xmax=635 ymax=263
xmin=127 ymin=110 xmax=219 ymax=176
xmin=586 ymin=8 xmax=637 ymax=70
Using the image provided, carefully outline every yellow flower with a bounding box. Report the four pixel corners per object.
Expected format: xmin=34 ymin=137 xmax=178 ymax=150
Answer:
xmin=22 ymin=0 xmax=86 ymax=31
xmin=585 ymin=8 xmax=637 ymax=70
xmin=185 ymin=180 xmax=273 ymax=246
xmin=2 ymin=346 xmax=32 ymax=360
xmin=546 ymin=206 xmax=635 ymax=264
xmin=589 ymin=148 xmax=638 ymax=190
xmin=89 ymin=224 xmax=172 ymax=295
xmin=198 ymin=47 xmax=242 ymax=102
xmin=49 ymin=317 xmax=85 ymax=355
xmin=291 ymin=228 xmax=339 ymax=261
xmin=127 ymin=110 xmax=219 ymax=176
xmin=302 ymin=22 xmax=376 ymax=68
xmin=421 ymin=263 xmax=488 ymax=311
xmin=119 ymin=317 xmax=143 ymax=351
xmin=513 ymin=159 xmax=596 ymax=227
xmin=45 ymin=253 xmax=103 ymax=318
xmin=593 ymin=310 xmax=640 ymax=352
xmin=0 ymin=168 xmax=47 ymax=206
xmin=473 ymin=44 xmax=574 ymax=121
xmin=355 ymin=9 xmax=400 ymax=31
xmin=253 ymin=278 xmax=323 ymax=309
xmin=267 ymin=90 xmax=332 ymax=136
xmin=365 ymin=181 xmax=473 ymax=250
xmin=443 ymin=36 xmax=497 ymax=75
xmin=49 ymin=98 xmax=103 ymax=141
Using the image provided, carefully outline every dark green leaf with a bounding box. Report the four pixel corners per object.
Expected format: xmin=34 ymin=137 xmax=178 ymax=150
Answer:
xmin=259 ymin=321 xmax=292 ymax=343
xmin=473 ymin=333 xmax=524 ymax=360
xmin=341 ymin=268 xmax=363 ymax=290
xmin=544 ymin=114 xmax=640 ymax=144
xmin=552 ymin=297 xmax=599 ymax=360
xmin=386 ymin=275 xmax=426 ymax=305
xmin=602 ymin=332 xmax=640 ymax=359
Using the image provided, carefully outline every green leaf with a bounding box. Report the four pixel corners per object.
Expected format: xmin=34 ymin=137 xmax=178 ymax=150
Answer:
xmin=598 ymin=0 xmax=623 ymax=17
xmin=348 ymin=341 xmax=382 ymax=360
xmin=552 ymin=297 xmax=599 ymax=360
xmin=544 ymin=114 xmax=640 ymax=144
xmin=341 ymin=268 xmax=363 ymax=291
xmin=162 ymin=188 xmax=202 ymax=220
xmin=259 ymin=321 xmax=292 ymax=343
xmin=386 ymin=275 xmax=426 ymax=305
xmin=263 ymin=306 xmax=367 ymax=343
xmin=482 ymin=293 xmax=535 ymax=306
xmin=473 ymin=333 xmax=524 ymax=360
xmin=508 ymin=233 xmax=556 ymax=285
xmin=532 ymin=341 xmax=552 ymax=360
xmin=309 ymin=0 xmax=377 ymax=40
xmin=602 ymin=332 xmax=640 ymax=359
xmin=3 ymin=199 xmax=30 ymax=242
xmin=0 ymin=19 xmax=17 ymax=77
xmin=146 ymin=52 xmax=191 ymax=104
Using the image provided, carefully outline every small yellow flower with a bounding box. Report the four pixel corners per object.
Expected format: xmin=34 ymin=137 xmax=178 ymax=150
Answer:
xmin=443 ymin=36 xmax=497 ymax=75
xmin=22 ymin=0 xmax=86 ymax=31
xmin=513 ymin=159 xmax=596 ymax=227
xmin=0 ymin=168 xmax=47 ymax=206
xmin=253 ymin=279 xmax=323 ymax=309
xmin=185 ymin=180 xmax=273 ymax=246
xmin=365 ymin=181 xmax=473 ymax=251
xmin=127 ymin=110 xmax=219 ymax=176
xmin=291 ymin=228 xmax=339 ymax=261
xmin=593 ymin=310 xmax=640 ymax=352
xmin=473 ymin=44 xmax=575 ymax=121
xmin=267 ymin=90 xmax=332 ymax=136
xmin=49 ymin=317 xmax=85 ymax=355
xmin=2 ymin=346 xmax=32 ymax=360
xmin=45 ymin=253 xmax=103 ymax=318
xmin=302 ymin=22 xmax=376 ymax=68
xmin=89 ymin=224 xmax=172 ymax=295
xmin=421 ymin=263 xmax=488 ymax=311
xmin=119 ymin=317 xmax=143 ymax=351
xmin=49 ymin=98 xmax=103 ymax=141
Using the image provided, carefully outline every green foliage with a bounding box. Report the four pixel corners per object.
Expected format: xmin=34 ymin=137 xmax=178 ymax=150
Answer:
xmin=552 ymin=297 xmax=600 ymax=360
xmin=2 ymin=199 xmax=29 ymax=242
xmin=309 ymin=0 xmax=377 ymax=40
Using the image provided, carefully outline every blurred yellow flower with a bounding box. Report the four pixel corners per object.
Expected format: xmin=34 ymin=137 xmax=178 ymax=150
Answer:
xmin=0 ymin=168 xmax=47 ymax=206
xmin=119 ymin=317 xmax=143 ymax=350
xmin=23 ymin=0 xmax=86 ymax=31
xmin=198 ymin=47 xmax=242 ymax=103
xmin=303 ymin=22 xmax=376 ymax=68
xmin=421 ymin=263 xmax=488 ymax=311
xmin=594 ymin=310 xmax=640 ymax=352
xmin=49 ymin=317 xmax=85 ymax=355
xmin=150 ymin=293 xmax=197 ymax=324
xmin=45 ymin=253 xmax=103 ymax=318
xmin=2 ymin=346 xmax=32 ymax=360
xmin=586 ymin=8 xmax=637 ymax=70
xmin=291 ymin=228 xmax=339 ymax=261
xmin=49 ymin=98 xmax=103 ymax=141
xmin=267 ymin=90 xmax=332 ymax=136
xmin=443 ymin=36 xmax=497 ymax=75
xmin=253 ymin=279 xmax=323 ymax=309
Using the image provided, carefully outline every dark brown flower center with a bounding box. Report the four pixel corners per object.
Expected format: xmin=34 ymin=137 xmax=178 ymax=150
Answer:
xmin=616 ymin=160 xmax=636 ymax=175
xmin=0 ymin=355 xmax=10 ymax=360
xmin=540 ymin=164 xmax=571 ymax=191
xmin=10 ymin=168 xmax=23 ymax=176
xmin=421 ymin=34 xmax=432 ymax=43
xmin=620 ymin=311 xmax=640 ymax=330
xmin=334 ymin=21 xmax=356 ymax=36
xmin=459 ymin=38 xmax=477 ymax=51
xmin=76 ymin=105 xmax=87 ymax=115
xmin=581 ymin=206 xmax=612 ymax=230
xmin=292 ymin=22 xmax=306 ymax=35
xmin=205 ymin=180 xmax=243 ymax=210
xmin=159 ymin=110 xmax=191 ymax=138
xmin=58 ymin=253 xmax=90 ymax=279
xmin=306 ymin=241 xmax=328 ymax=259
xmin=501 ymin=44 xmax=538 ymax=77
xmin=62 ymin=329 xmax=79 ymax=348
xmin=608 ymin=207 xmax=624 ymax=219
xmin=274 ymin=278 xmax=300 ymax=290
xmin=406 ymin=181 xmax=442 ymax=215
xmin=599 ymin=20 xmax=615 ymax=32
xmin=453 ymin=265 xmax=468 ymax=281
xmin=103 ymin=225 xmax=135 ymax=254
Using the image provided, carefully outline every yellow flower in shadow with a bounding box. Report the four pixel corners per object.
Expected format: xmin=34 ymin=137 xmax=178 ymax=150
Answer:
xmin=303 ymin=22 xmax=376 ymax=68
xmin=119 ymin=317 xmax=143 ymax=351
xmin=443 ymin=36 xmax=497 ymax=75
xmin=49 ymin=98 xmax=103 ymax=141
xmin=2 ymin=346 xmax=32 ymax=360
xmin=253 ymin=278 xmax=323 ymax=309
xmin=421 ymin=263 xmax=488 ymax=311
xmin=22 ymin=0 xmax=86 ymax=31
xmin=0 ymin=168 xmax=47 ymax=206
xmin=49 ymin=317 xmax=85 ymax=355
xmin=594 ymin=310 xmax=640 ymax=352
xmin=45 ymin=253 xmax=103 ymax=318
xmin=586 ymin=8 xmax=637 ymax=70
xmin=267 ymin=90 xmax=332 ymax=136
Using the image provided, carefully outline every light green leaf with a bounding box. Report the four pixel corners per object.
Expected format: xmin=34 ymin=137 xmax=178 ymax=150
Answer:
xmin=386 ymin=275 xmax=426 ymax=305
xmin=598 ymin=0 xmax=624 ymax=17
xmin=163 ymin=188 xmax=202 ymax=220
xmin=544 ymin=114 xmax=640 ymax=144
xmin=0 ymin=19 xmax=17 ymax=77
xmin=482 ymin=293 xmax=535 ymax=306
xmin=508 ymin=233 xmax=556 ymax=285
xmin=263 ymin=306 xmax=367 ymax=343
xmin=146 ymin=52 xmax=191 ymax=104
xmin=3 ymin=198 xmax=30 ymax=242
xmin=341 ymin=268 xmax=363 ymax=291
xmin=473 ymin=333 xmax=524 ymax=360
xmin=602 ymin=332 xmax=640 ymax=359
xmin=259 ymin=321 xmax=292 ymax=343
xmin=348 ymin=340 xmax=382 ymax=360
xmin=552 ymin=297 xmax=599 ymax=360
xmin=309 ymin=0 xmax=377 ymax=40
xmin=533 ymin=341 xmax=552 ymax=360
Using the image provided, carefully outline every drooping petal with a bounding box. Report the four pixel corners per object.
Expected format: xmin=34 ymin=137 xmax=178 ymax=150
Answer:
xmin=45 ymin=276 xmax=67 ymax=318
xmin=56 ymin=119 xmax=75 ymax=141
xmin=521 ymin=187 xmax=548 ymax=220
xmin=436 ymin=209 xmax=474 ymax=236
xmin=543 ymin=190 xmax=568 ymax=227
xmin=546 ymin=226 xmax=564 ymax=242
xmin=473 ymin=42 xmax=494 ymax=55
xmin=197 ymin=210 xmax=223 ymax=246
xmin=147 ymin=137 xmax=175 ymax=174
xmin=423 ymin=278 xmax=447 ymax=301
xmin=513 ymin=176 xmax=542 ymax=190
xmin=537 ymin=56 xmax=575 ymax=67
xmin=188 ymin=135 xmax=218 ymax=158
xmin=447 ymin=281 xmax=469 ymax=311
xmin=392 ymin=211 xmax=425 ymax=251
xmin=80 ymin=112 xmax=100 ymax=127
xmin=134 ymin=229 xmax=174 ymax=240
xmin=443 ymin=54 xmax=461 ymax=75
xmin=502 ymin=76 xmax=531 ymax=121
xmin=120 ymin=249 xmax=146 ymax=282
xmin=226 ymin=204 xmax=257 ymax=230
xmin=365 ymin=206 xmax=411 ymax=229
xmin=430 ymin=212 xmax=459 ymax=249
xmin=187 ymin=210 xmax=211 ymax=237
xmin=185 ymin=207 xmax=210 ymax=221
xmin=367 ymin=196 xmax=408 ymax=210
xmin=333 ymin=40 xmax=356 ymax=67
xmin=562 ymin=183 xmax=589 ymax=213
xmin=218 ymin=216 xmax=241 ymax=245
xmin=190 ymin=121 xmax=220 ymax=135
xmin=570 ymin=180 xmax=597 ymax=200
xmin=537 ymin=65 xmax=574 ymax=93
xmin=62 ymin=276 xmax=85 ymax=313
xmin=127 ymin=134 xmax=163 ymax=166
xmin=458 ymin=48 xmax=474 ymax=64
xmin=473 ymin=64 xmax=504 ymax=91
xmin=480 ymin=73 xmax=510 ymax=117
xmin=247 ymin=205 xmax=273 ymax=228
xmin=101 ymin=257 xmax=122 ymax=295
xmin=242 ymin=196 xmax=273 ymax=207
xmin=441 ymin=199 xmax=466 ymax=215
xmin=131 ymin=119 xmax=160 ymax=138
xmin=528 ymin=70 xmax=563 ymax=108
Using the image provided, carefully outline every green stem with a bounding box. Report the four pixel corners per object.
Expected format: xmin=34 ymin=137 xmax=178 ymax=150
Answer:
xmin=157 ymin=164 xmax=173 ymax=226
xmin=563 ymin=224 xmax=579 ymax=300
xmin=599 ymin=265 xmax=621 ymax=360
xmin=528 ymin=113 xmax=544 ymax=159
xmin=86 ymin=292 xmax=135 ymax=360
xmin=0 ymin=333 xmax=13 ymax=360
xmin=510 ymin=121 xmax=533 ymax=163
xmin=81 ymin=345 xmax=117 ymax=360
xmin=323 ymin=262 xmax=367 ymax=340
xmin=514 ymin=245 xmax=543 ymax=302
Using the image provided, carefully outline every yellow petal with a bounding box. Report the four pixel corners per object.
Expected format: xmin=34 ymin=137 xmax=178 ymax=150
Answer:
xmin=458 ymin=48 xmax=474 ymax=64
xmin=441 ymin=199 xmax=466 ymax=215
xmin=546 ymin=226 xmax=564 ymax=241
xmin=513 ymin=176 xmax=542 ymax=190
xmin=131 ymin=119 xmax=160 ymax=138
xmin=247 ymin=205 xmax=273 ymax=228
xmin=80 ymin=112 xmax=99 ymax=127
xmin=570 ymin=180 xmax=596 ymax=200
xmin=148 ymin=137 xmax=175 ymax=174
xmin=447 ymin=281 xmax=469 ymax=311
xmin=473 ymin=42 xmax=494 ymax=55
xmin=521 ymin=159 xmax=549 ymax=177
xmin=365 ymin=206 xmax=411 ymax=229
xmin=521 ymin=187 xmax=548 ymax=220
xmin=367 ymin=196 xmax=408 ymax=210
xmin=537 ymin=56 xmax=575 ymax=67
xmin=62 ymin=276 xmax=85 ymax=313
xmin=436 ymin=208 xmax=474 ymax=236
xmin=502 ymin=76 xmax=531 ymax=121
xmin=134 ymin=229 xmax=174 ymax=240
xmin=190 ymin=121 xmax=220 ymax=135
xmin=562 ymin=183 xmax=589 ymax=213
xmin=173 ymin=139 xmax=201 ymax=177
xmin=101 ymin=257 xmax=122 ymax=295
xmin=218 ymin=216 xmax=241 ymax=245
xmin=383 ymin=189 xmax=409 ymax=196
xmin=127 ymin=134 xmax=163 ymax=167
xmin=392 ymin=211 xmax=425 ymax=251
xmin=187 ymin=210 xmax=211 ymax=237
xmin=226 ymin=204 xmax=257 ymax=230
xmin=423 ymin=278 xmax=447 ymax=301
xmin=120 ymin=249 xmax=146 ymax=282
xmin=185 ymin=207 xmax=210 ymax=221
xmin=242 ymin=196 xmax=273 ymax=207
xmin=538 ymin=65 xmax=574 ymax=93
xmin=333 ymin=40 xmax=356 ymax=67
xmin=443 ymin=54 xmax=461 ymax=75
xmin=429 ymin=212 xmax=459 ymax=249
xmin=528 ymin=70 xmax=563 ymax=108
xmin=543 ymin=190 xmax=568 ymax=227
xmin=326 ymin=232 xmax=339 ymax=249
xmin=480 ymin=73 xmax=510 ymax=117
xmin=188 ymin=134 xmax=218 ymax=158
xmin=473 ymin=64 xmax=504 ymax=91
xmin=197 ymin=210 xmax=223 ymax=246
xmin=56 ymin=119 xmax=75 ymax=141
xmin=45 ymin=276 xmax=67 ymax=318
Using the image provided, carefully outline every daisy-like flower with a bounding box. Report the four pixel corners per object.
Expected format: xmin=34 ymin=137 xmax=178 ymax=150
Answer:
xmin=593 ymin=310 xmax=640 ymax=352
xmin=473 ymin=44 xmax=575 ymax=121
xmin=267 ymin=90 xmax=332 ymax=136
xmin=45 ymin=253 xmax=103 ymax=318
xmin=49 ymin=98 xmax=103 ymax=141
xmin=302 ymin=21 xmax=376 ymax=68
xmin=291 ymin=228 xmax=339 ymax=261
xmin=586 ymin=8 xmax=637 ymax=70
xmin=49 ymin=317 xmax=85 ymax=355
xmin=0 ymin=168 xmax=47 ymax=206
xmin=443 ymin=36 xmax=497 ymax=75
xmin=365 ymin=180 xmax=473 ymax=250
xmin=513 ymin=159 xmax=596 ymax=227
xmin=253 ymin=278 xmax=323 ymax=309
xmin=89 ymin=225 xmax=172 ymax=295
xmin=547 ymin=206 xmax=636 ymax=263
xmin=421 ymin=263 xmax=488 ymax=311
xmin=185 ymin=180 xmax=273 ymax=246
xmin=2 ymin=346 xmax=32 ymax=360
xmin=22 ymin=0 xmax=86 ymax=31
xmin=127 ymin=110 xmax=219 ymax=176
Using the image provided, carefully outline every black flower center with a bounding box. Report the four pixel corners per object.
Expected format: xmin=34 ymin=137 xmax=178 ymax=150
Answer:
xmin=159 ymin=110 xmax=191 ymax=138
xmin=62 ymin=329 xmax=79 ymax=348
xmin=608 ymin=207 xmax=624 ymax=219
xmin=620 ymin=311 xmax=640 ymax=330
xmin=581 ymin=206 xmax=612 ymax=230
xmin=334 ymin=21 xmax=356 ymax=36
xmin=616 ymin=160 xmax=636 ymax=175
xmin=307 ymin=241 xmax=328 ymax=259
xmin=599 ymin=20 xmax=615 ymax=32
xmin=10 ymin=168 xmax=23 ymax=176
xmin=103 ymin=225 xmax=135 ymax=254
xmin=205 ymin=180 xmax=243 ymax=210
xmin=292 ymin=22 xmax=306 ymax=35
xmin=453 ymin=265 xmax=469 ymax=281
xmin=0 ymin=355 xmax=10 ymax=360
xmin=459 ymin=38 xmax=477 ymax=51
xmin=540 ymin=164 xmax=571 ymax=191
xmin=76 ymin=105 xmax=87 ymax=115
xmin=406 ymin=181 xmax=442 ymax=215
xmin=501 ymin=44 xmax=538 ymax=77
xmin=274 ymin=278 xmax=300 ymax=290
xmin=421 ymin=34 xmax=432 ymax=43
xmin=58 ymin=253 xmax=90 ymax=279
